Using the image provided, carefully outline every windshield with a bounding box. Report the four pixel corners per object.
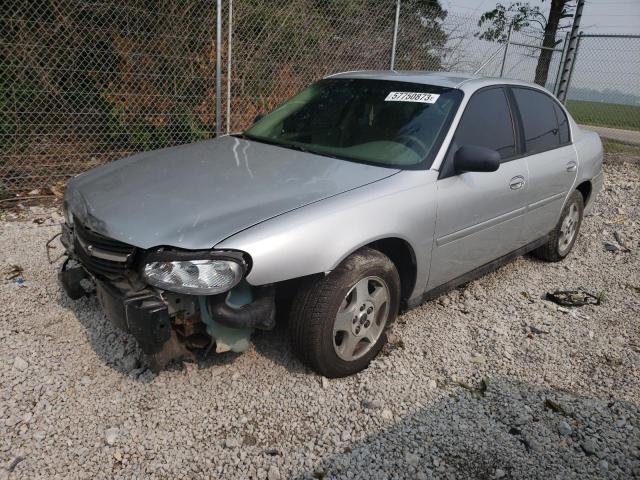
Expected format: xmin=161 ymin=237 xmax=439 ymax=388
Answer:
xmin=241 ymin=78 xmax=463 ymax=169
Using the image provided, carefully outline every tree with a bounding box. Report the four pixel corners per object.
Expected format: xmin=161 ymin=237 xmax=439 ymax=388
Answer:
xmin=231 ymin=0 xmax=450 ymax=128
xmin=477 ymin=1 xmax=575 ymax=87
xmin=394 ymin=0 xmax=449 ymax=71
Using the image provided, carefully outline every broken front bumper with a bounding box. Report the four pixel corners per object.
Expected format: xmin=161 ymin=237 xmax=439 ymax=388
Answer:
xmin=58 ymin=222 xmax=275 ymax=370
xmin=59 ymin=260 xmax=179 ymax=362
xmin=94 ymin=280 xmax=172 ymax=355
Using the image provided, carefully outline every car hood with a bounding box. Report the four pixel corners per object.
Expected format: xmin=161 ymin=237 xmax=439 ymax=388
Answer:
xmin=66 ymin=136 xmax=400 ymax=250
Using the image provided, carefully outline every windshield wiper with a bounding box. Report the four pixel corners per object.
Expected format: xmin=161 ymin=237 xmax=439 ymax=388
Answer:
xmin=233 ymin=133 xmax=346 ymax=160
xmin=231 ymin=133 xmax=253 ymax=141
xmin=232 ymin=133 xmax=285 ymax=148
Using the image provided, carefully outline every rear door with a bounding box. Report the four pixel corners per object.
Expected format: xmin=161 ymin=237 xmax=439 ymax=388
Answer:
xmin=508 ymin=87 xmax=577 ymax=239
xmin=428 ymin=86 xmax=530 ymax=290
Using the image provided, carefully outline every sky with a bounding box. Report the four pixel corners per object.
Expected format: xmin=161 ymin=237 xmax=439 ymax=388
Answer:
xmin=440 ymin=0 xmax=640 ymax=34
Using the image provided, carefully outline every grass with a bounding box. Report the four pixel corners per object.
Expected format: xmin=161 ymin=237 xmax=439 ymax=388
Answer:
xmin=602 ymin=138 xmax=640 ymax=156
xmin=566 ymin=100 xmax=640 ymax=132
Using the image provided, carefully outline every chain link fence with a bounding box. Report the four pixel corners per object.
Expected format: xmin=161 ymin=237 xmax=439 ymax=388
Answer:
xmin=226 ymin=3 xmax=568 ymax=133
xmin=226 ymin=0 xmax=395 ymax=132
xmin=1 ymin=0 xmax=219 ymax=195
xmin=564 ymin=34 xmax=640 ymax=132
xmin=0 ymin=0 xmax=632 ymax=196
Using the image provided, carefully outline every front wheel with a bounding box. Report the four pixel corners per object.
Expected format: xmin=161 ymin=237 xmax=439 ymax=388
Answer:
xmin=289 ymin=247 xmax=401 ymax=378
xmin=533 ymin=190 xmax=584 ymax=262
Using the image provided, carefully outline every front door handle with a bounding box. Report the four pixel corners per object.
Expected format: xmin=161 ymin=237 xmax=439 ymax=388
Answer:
xmin=509 ymin=175 xmax=525 ymax=190
xmin=566 ymin=161 xmax=577 ymax=172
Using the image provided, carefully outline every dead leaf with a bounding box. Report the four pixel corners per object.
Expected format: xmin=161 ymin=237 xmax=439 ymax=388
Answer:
xmin=4 ymin=264 xmax=23 ymax=280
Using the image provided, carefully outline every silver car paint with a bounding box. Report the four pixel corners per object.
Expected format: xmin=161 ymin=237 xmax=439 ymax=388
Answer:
xmin=65 ymin=135 xmax=400 ymax=249
xmin=217 ymin=169 xmax=439 ymax=297
xmin=521 ymin=144 xmax=578 ymax=239
xmin=64 ymin=72 xmax=603 ymax=306
xmin=219 ymin=74 xmax=602 ymax=304
xmin=572 ymin=127 xmax=604 ymax=215
xmin=427 ymin=157 xmax=532 ymax=290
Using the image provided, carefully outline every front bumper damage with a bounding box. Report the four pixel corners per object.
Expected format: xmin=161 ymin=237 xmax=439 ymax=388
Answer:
xmin=58 ymin=223 xmax=275 ymax=371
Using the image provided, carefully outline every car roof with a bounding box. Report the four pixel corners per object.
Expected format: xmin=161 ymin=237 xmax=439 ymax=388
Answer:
xmin=326 ymin=70 xmax=548 ymax=92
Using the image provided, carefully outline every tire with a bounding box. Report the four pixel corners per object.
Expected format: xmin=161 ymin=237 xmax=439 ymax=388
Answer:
xmin=533 ymin=190 xmax=584 ymax=262
xmin=289 ymin=247 xmax=401 ymax=378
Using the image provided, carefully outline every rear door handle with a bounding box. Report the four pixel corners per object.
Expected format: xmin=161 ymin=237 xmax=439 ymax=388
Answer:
xmin=566 ymin=161 xmax=577 ymax=172
xmin=509 ymin=175 xmax=525 ymax=190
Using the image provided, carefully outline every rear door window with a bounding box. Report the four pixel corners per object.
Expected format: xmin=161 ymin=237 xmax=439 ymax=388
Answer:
xmin=511 ymin=87 xmax=561 ymax=153
xmin=453 ymin=87 xmax=516 ymax=161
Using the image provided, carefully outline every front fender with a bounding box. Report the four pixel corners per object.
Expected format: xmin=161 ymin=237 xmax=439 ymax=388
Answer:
xmin=215 ymin=170 xmax=438 ymax=299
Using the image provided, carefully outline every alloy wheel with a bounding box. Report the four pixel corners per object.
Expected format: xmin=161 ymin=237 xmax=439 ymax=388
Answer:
xmin=558 ymin=202 xmax=580 ymax=255
xmin=332 ymin=276 xmax=390 ymax=361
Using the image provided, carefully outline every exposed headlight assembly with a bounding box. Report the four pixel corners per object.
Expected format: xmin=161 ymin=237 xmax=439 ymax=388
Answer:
xmin=62 ymin=201 xmax=74 ymax=226
xmin=142 ymin=251 xmax=247 ymax=295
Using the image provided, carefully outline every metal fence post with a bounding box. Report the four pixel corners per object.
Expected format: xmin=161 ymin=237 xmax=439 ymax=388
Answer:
xmin=562 ymin=31 xmax=582 ymax=103
xmin=390 ymin=0 xmax=401 ymax=70
xmin=553 ymin=32 xmax=570 ymax=96
xmin=556 ymin=0 xmax=585 ymax=103
xmin=499 ymin=23 xmax=513 ymax=77
xmin=215 ymin=0 xmax=222 ymax=136
xmin=226 ymin=0 xmax=233 ymax=134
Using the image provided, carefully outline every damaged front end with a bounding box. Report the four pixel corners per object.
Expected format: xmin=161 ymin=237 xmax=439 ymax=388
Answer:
xmin=58 ymin=218 xmax=275 ymax=372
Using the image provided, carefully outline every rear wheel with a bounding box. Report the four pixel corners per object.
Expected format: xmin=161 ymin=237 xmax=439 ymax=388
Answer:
xmin=289 ymin=247 xmax=400 ymax=378
xmin=533 ymin=190 xmax=584 ymax=262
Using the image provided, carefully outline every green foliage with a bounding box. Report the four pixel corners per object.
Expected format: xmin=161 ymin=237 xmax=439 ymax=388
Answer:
xmin=231 ymin=0 xmax=449 ymax=125
xmin=602 ymin=140 xmax=640 ymax=156
xmin=2 ymin=0 xmax=450 ymax=190
xmin=476 ymin=1 xmax=574 ymax=86
xmin=0 ymin=183 xmax=10 ymax=200
xmin=476 ymin=1 xmax=572 ymax=43
xmin=392 ymin=0 xmax=448 ymax=70
xmin=566 ymin=100 xmax=640 ymax=131
xmin=477 ymin=2 xmax=546 ymax=42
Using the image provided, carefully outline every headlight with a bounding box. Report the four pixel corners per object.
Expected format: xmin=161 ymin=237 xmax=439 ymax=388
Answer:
xmin=142 ymin=257 xmax=245 ymax=295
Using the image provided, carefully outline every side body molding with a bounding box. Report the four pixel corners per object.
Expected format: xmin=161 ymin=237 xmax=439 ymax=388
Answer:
xmin=216 ymin=170 xmax=438 ymax=303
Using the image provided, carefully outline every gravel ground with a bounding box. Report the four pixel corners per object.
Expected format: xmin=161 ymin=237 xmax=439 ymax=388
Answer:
xmin=1 ymin=153 xmax=639 ymax=480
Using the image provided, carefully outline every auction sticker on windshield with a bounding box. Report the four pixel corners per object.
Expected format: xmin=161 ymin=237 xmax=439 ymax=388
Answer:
xmin=384 ymin=92 xmax=440 ymax=103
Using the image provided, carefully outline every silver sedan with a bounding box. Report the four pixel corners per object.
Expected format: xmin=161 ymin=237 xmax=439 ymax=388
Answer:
xmin=60 ymin=71 xmax=603 ymax=377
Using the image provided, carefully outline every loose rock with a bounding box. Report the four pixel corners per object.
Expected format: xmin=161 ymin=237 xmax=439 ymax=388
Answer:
xmin=582 ymin=439 xmax=597 ymax=456
xmin=557 ymin=421 xmax=572 ymax=436
xmin=405 ymin=452 xmax=420 ymax=466
xmin=380 ymin=409 xmax=393 ymax=421
xmin=267 ymin=465 xmax=281 ymax=480
xmin=13 ymin=357 xmax=28 ymax=371
xmin=1 ymin=156 xmax=638 ymax=479
xmin=104 ymin=428 xmax=119 ymax=446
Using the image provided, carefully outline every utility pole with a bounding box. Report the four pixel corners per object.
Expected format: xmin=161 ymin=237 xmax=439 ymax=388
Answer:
xmin=227 ymin=0 xmax=233 ymax=134
xmin=556 ymin=0 xmax=585 ymax=103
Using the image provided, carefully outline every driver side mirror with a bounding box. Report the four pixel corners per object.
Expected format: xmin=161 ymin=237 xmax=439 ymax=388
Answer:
xmin=454 ymin=145 xmax=500 ymax=173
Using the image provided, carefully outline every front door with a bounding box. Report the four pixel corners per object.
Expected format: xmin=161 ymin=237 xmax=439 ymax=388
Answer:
xmin=428 ymin=86 xmax=530 ymax=290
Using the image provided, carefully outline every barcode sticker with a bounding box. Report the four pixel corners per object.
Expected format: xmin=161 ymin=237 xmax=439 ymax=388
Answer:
xmin=384 ymin=92 xmax=440 ymax=103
